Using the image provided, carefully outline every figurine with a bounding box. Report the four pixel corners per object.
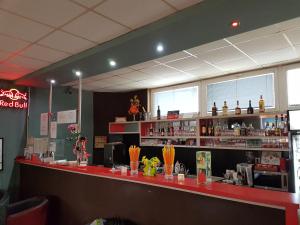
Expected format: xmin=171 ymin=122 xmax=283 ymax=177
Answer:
xmin=128 ymin=95 xmax=140 ymax=121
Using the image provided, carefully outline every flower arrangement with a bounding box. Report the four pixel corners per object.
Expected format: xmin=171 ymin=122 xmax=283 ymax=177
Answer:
xmin=66 ymin=124 xmax=89 ymax=164
xmin=141 ymin=156 xmax=160 ymax=176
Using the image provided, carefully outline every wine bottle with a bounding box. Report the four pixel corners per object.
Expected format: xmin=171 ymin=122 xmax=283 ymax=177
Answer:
xmin=235 ymin=100 xmax=241 ymax=115
xmin=201 ymin=122 xmax=207 ymax=136
xmin=212 ymin=102 xmax=218 ymax=116
xmin=149 ymin=123 xmax=153 ymax=136
xmin=259 ymin=95 xmax=265 ymax=113
xmin=157 ymin=106 xmax=161 ymax=120
xmin=247 ymin=100 xmax=254 ymax=114
xmin=222 ymin=101 xmax=228 ymax=116
xmin=208 ymin=121 xmax=213 ymax=136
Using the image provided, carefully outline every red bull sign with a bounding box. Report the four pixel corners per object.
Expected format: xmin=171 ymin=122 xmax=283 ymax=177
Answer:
xmin=0 ymin=88 xmax=28 ymax=109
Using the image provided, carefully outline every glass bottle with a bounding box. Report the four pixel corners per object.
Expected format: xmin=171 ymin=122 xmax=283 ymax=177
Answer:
xmin=259 ymin=95 xmax=265 ymax=113
xmin=212 ymin=102 xmax=218 ymax=116
xmin=208 ymin=121 xmax=213 ymax=136
xmin=201 ymin=122 xmax=207 ymax=136
xmin=149 ymin=123 xmax=153 ymax=136
xmin=247 ymin=100 xmax=254 ymax=114
xmin=157 ymin=106 xmax=161 ymax=120
xmin=222 ymin=101 xmax=228 ymax=116
xmin=235 ymin=100 xmax=241 ymax=115
xmin=248 ymin=123 xmax=255 ymax=136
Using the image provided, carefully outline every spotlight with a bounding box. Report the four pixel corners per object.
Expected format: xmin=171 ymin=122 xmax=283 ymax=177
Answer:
xmin=156 ymin=43 xmax=164 ymax=53
xmin=109 ymin=60 xmax=117 ymax=67
xmin=50 ymin=79 xmax=55 ymax=84
xmin=231 ymin=20 xmax=240 ymax=28
xmin=75 ymin=70 xmax=82 ymax=77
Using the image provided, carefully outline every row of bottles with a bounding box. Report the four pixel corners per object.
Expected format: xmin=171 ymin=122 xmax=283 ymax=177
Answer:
xmin=265 ymin=114 xmax=288 ymax=136
xmin=148 ymin=121 xmax=197 ymax=137
xmin=212 ymin=95 xmax=265 ymax=116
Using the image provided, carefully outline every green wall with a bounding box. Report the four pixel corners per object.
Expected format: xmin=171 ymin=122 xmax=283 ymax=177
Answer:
xmin=0 ymin=83 xmax=93 ymax=194
xmin=28 ymin=87 xmax=93 ymax=161
xmin=0 ymin=81 xmax=27 ymax=194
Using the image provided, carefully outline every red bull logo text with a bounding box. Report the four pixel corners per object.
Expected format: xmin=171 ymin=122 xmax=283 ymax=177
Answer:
xmin=0 ymin=88 xmax=28 ymax=109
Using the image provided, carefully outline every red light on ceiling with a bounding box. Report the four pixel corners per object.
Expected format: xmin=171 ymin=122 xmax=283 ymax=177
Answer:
xmin=231 ymin=20 xmax=240 ymax=28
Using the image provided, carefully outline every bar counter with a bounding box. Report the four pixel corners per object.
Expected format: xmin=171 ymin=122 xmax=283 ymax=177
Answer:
xmin=16 ymin=159 xmax=299 ymax=225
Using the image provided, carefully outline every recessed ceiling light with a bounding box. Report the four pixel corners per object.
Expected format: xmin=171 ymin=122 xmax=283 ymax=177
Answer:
xmin=156 ymin=43 xmax=164 ymax=53
xmin=231 ymin=20 xmax=240 ymax=28
xmin=75 ymin=70 xmax=82 ymax=77
xmin=50 ymin=79 xmax=55 ymax=84
xmin=109 ymin=60 xmax=117 ymax=67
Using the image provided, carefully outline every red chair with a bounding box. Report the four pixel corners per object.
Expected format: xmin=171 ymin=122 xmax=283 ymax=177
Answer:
xmin=6 ymin=197 xmax=48 ymax=225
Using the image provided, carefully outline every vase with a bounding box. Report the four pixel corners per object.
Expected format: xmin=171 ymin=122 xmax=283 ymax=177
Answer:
xmin=130 ymin=161 xmax=139 ymax=175
xmin=164 ymin=164 xmax=174 ymax=180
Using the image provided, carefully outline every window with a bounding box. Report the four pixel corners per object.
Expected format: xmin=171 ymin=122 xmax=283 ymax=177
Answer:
xmin=151 ymin=86 xmax=199 ymax=116
xmin=207 ymin=73 xmax=275 ymax=112
xmin=287 ymin=68 xmax=300 ymax=106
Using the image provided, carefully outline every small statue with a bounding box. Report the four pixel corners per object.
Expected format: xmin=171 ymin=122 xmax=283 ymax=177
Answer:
xmin=73 ymin=136 xmax=88 ymax=165
xmin=128 ymin=95 xmax=140 ymax=121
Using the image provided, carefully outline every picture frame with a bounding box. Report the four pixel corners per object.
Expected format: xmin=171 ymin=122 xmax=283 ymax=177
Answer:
xmin=0 ymin=138 xmax=3 ymax=171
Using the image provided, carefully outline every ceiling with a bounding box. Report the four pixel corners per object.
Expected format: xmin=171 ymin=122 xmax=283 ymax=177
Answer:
xmin=65 ymin=17 xmax=300 ymax=92
xmin=0 ymin=0 xmax=202 ymax=81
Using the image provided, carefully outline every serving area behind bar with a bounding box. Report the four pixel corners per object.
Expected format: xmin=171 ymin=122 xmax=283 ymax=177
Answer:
xmin=2 ymin=1 xmax=300 ymax=225
xmin=17 ymin=159 xmax=299 ymax=225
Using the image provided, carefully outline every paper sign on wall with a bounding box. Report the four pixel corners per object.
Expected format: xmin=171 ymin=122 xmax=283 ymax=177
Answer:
xmin=94 ymin=136 xmax=107 ymax=148
xmin=40 ymin=113 xmax=48 ymax=136
xmin=57 ymin=110 xmax=77 ymax=124
xmin=50 ymin=122 xmax=57 ymax=138
xmin=33 ymin=138 xmax=48 ymax=154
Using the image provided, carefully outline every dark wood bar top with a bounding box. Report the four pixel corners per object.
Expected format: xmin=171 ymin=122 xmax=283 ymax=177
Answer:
xmin=16 ymin=159 xmax=299 ymax=225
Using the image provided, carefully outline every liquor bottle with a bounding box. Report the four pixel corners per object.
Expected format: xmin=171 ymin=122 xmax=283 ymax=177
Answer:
xmin=149 ymin=123 xmax=153 ymax=136
xmin=235 ymin=100 xmax=241 ymax=115
xmin=201 ymin=122 xmax=207 ymax=136
xmin=247 ymin=100 xmax=254 ymax=114
xmin=275 ymin=115 xmax=281 ymax=136
xmin=157 ymin=106 xmax=161 ymax=120
xmin=222 ymin=101 xmax=228 ymax=116
xmin=265 ymin=122 xmax=270 ymax=136
xmin=283 ymin=115 xmax=288 ymax=136
xmin=208 ymin=121 xmax=213 ymax=136
xmin=259 ymin=95 xmax=265 ymax=113
xmin=212 ymin=102 xmax=218 ymax=116
xmin=161 ymin=127 xmax=165 ymax=136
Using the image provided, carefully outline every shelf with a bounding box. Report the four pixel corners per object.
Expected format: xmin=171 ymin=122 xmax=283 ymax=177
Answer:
xmin=198 ymin=145 xmax=289 ymax=152
xmin=141 ymin=136 xmax=198 ymax=139
xmin=254 ymin=170 xmax=288 ymax=176
xmin=199 ymin=136 xmax=288 ymax=140
xmin=199 ymin=112 xmax=286 ymax=120
xmin=140 ymin=143 xmax=199 ymax=148
xmin=140 ymin=117 xmax=198 ymax=123
xmin=109 ymin=121 xmax=140 ymax=124
xmin=109 ymin=132 xmax=140 ymax=134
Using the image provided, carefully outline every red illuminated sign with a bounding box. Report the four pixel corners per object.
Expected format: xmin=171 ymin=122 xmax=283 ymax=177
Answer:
xmin=0 ymin=88 xmax=28 ymax=109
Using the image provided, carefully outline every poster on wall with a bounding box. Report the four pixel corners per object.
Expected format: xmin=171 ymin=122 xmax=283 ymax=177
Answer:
xmin=57 ymin=110 xmax=77 ymax=124
xmin=50 ymin=122 xmax=57 ymax=139
xmin=40 ymin=113 xmax=48 ymax=136
xmin=94 ymin=136 xmax=107 ymax=148
xmin=0 ymin=138 xmax=3 ymax=171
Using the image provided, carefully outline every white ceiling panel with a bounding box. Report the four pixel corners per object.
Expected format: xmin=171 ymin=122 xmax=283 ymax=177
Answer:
xmin=0 ymin=10 xmax=53 ymax=42
xmin=108 ymin=67 xmax=135 ymax=76
xmin=0 ymin=0 xmax=85 ymax=27
xmin=186 ymin=39 xmax=230 ymax=55
xmin=38 ymin=30 xmax=95 ymax=54
xmin=164 ymin=0 xmax=202 ymax=10
xmin=0 ymin=34 xmax=30 ymax=52
xmin=185 ymin=62 xmax=221 ymax=77
xmin=141 ymin=64 xmax=180 ymax=77
xmin=251 ymin=47 xmax=298 ymax=66
xmin=0 ymin=62 xmax=32 ymax=80
xmin=118 ymin=71 xmax=151 ymax=81
xmin=21 ymin=44 xmax=70 ymax=63
xmin=8 ymin=55 xmax=49 ymax=70
xmin=100 ymin=75 xmax=131 ymax=84
xmin=214 ymin=58 xmax=258 ymax=72
xmin=129 ymin=60 xmax=159 ymax=70
xmin=236 ymin=33 xmax=290 ymax=55
xmin=197 ymin=46 xmax=246 ymax=64
xmin=71 ymin=0 xmax=104 ymax=8
xmin=166 ymin=56 xmax=204 ymax=71
xmin=0 ymin=51 xmax=10 ymax=61
xmin=62 ymin=12 xmax=129 ymax=43
xmin=285 ymin=27 xmax=300 ymax=46
xmin=94 ymin=0 xmax=175 ymax=29
xmin=156 ymin=51 xmax=191 ymax=63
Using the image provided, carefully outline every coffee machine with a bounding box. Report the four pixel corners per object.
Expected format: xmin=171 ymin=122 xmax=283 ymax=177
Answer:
xmin=103 ymin=142 xmax=126 ymax=167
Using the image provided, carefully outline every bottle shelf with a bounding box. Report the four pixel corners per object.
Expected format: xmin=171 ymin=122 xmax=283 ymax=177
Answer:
xmin=140 ymin=143 xmax=199 ymax=148
xmin=199 ymin=136 xmax=288 ymax=140
xmin=198 ymin=145 xmax=289 ymax=152
xmin=141 ymin=136 xmax=198 ymax=139
xmin=199 ymin=112 xmax=286 ymax=120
